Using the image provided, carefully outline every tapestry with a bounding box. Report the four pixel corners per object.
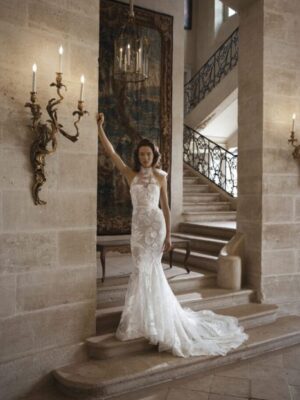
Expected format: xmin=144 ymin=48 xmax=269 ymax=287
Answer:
xmin=98 ymin=0 xmax=173 ymax=234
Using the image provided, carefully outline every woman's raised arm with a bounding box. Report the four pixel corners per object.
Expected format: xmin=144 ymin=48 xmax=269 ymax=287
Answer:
xmin=97 ymin=113 xmax=133 ymax=179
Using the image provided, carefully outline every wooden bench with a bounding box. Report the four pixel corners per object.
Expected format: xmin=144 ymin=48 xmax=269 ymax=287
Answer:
xmin=97 ymin=237 xmax=191 ymax=282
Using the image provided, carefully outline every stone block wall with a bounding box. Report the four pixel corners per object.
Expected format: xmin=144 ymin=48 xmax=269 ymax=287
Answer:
xmin=0 ymin=0 xmax=99 ymax=398
xmin=238 ymin=0 xmax=300 ymax=315
xmin=262 ymin=0 xmax=300 ymax=315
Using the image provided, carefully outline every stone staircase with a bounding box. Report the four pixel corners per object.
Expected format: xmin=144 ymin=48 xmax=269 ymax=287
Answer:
xmin=170 ymin=221 xmax=235 ymax=273
xmin=53 ymin=302 xmax=300 ymax=399
xmin=182 ymin=164 xmax=236 ymax=222
xmin=52 ymin=168 xmax=300 ymax=399
xmin=53 ymin=257 xmax=300 ymax=399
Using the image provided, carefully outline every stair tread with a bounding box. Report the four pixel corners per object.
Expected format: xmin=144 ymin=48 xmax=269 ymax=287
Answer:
xmin=179 ymin=222 xmax=236 ymax=232
xmin=183 ymin=202 xmax=231 ymax=205
xmin=98 ymin=267 xmax=216 ymax=290
xmin=173 ymin=248 xmax=219 ymax=259
xmin=88 ymin=303 xmax=279 ymax=348
xmin=184 ymin=193 xmax=220 ymax=196
xmin=182 ymin=211 xmax=236 ymax=216
xmin=96 ymin=287 xmax=254 ymax=317
xmin=183 ymin=184 xmax=209 ymax=187
xmin=172 ymin=232 xmax=227 ymax=244
xmin=54 ymin=316 xmax=300 ymax=390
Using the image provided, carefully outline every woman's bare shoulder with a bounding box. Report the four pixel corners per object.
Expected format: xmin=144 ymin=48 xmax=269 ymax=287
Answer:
xmin=153 ymin=168 xmax=168 ymax=176
xmin=153 ymin=168 xmax=168 ymax=186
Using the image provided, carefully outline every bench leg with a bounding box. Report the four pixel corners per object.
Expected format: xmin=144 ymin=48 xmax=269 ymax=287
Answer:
xmin=100 ymin=250 xmax=106 ymax=282
xmin=183 ymin=243 xmax=190 ymax=274
xmin=169 ymin=249 xmax=173 ymax=269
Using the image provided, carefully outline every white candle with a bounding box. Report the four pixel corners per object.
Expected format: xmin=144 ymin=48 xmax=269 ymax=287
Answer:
xmin=138 ymin=48 xmax=142 ymax=70
xmin=80 ymin=75 xmax=85 ymax=101
xmin=292 ymin=113 xmax=296 ymax=132
xmin=58 ymin=45 xmax=63 ymax=73
xmin=119 ymin=48 xmax=123 ymax=69
xmin=124 ymin=55 xmax=127 ymax=72
xmin=136 ymin=50 xmax=139 ymax=71
xmin=32 ymin=63 xmax=37 ymax=92
xmin=127 ymin=44 xmax=131 ymax=65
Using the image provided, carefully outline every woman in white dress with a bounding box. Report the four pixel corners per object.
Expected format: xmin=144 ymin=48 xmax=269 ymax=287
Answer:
xmin=97 ymin=113 xmax=248 ymax=358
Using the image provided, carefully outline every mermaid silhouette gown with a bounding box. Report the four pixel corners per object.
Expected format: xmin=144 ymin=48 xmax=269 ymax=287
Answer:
xmin=115 ymin=167 xmax=248 ymax=358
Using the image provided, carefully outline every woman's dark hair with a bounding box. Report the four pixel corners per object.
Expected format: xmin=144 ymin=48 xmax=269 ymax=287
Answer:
xmin=133 ymin=138 xmax=160 ymax=171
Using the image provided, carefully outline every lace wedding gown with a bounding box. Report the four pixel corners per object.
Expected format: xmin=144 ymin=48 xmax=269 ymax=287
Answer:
xmin=115 ymin=167 xmax=248 ymax=358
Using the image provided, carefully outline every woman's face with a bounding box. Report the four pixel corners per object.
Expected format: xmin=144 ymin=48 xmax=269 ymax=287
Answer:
xmin=138 ymin=146 xmax=154 ymax=168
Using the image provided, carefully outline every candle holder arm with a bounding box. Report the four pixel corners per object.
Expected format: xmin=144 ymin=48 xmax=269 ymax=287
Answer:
xmin=288 ymin=130 xmax=300 ymax=160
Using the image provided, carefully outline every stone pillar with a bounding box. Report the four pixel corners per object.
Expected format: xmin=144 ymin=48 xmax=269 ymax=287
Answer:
xmin=0 ymin=1 xmax=99 ymax=398
xmin=237 ymin=0 xmax=264 ymax=296
xmin=238 ymin=0 xmax=300 ymax=314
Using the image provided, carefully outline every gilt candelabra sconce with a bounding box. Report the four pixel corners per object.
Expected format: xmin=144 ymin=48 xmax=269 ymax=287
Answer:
xmin=288 ymin=113 xmax=300 ymax=160
xmin=25 ymin=46 xmax=89 ymax=205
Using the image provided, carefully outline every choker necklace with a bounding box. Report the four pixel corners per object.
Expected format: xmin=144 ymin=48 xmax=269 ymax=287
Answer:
xmin=139 ymin=166 xmax=153 ymax=187
xmin=140 ymin=166 xmax=152 ymax=174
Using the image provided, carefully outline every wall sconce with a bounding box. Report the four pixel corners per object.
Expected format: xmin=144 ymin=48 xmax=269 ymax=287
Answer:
xmin=288 ymin=113 xmax=300 ymax=160
xmin=25 ymin=47 xmax=89 ymax=205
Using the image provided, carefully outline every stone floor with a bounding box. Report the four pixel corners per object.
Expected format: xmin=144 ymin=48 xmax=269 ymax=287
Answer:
xmin=110 ymin=343 xmax=300 ymax=400
xmin=23 ymin=343 xmax=300 ymax=400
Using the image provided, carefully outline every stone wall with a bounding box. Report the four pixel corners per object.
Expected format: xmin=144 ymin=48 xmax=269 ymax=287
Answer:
xmin=0 ymin=0 xmax=99 ymax=398
xmin=262 ymin=0 xmax=300 ymax=315
xmin=185 ymin=0 xmax=239 ymax=76
xmin=238 ymin=0 xmax=300 ymax=315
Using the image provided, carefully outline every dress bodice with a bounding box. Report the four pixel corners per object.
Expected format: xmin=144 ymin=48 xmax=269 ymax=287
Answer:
xmin=130 ymin=168 xmax=161 ymax=210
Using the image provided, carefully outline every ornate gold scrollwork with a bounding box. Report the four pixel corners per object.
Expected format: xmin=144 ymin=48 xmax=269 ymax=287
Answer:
xmin=25 ymin=73 xmax=88 ymax=205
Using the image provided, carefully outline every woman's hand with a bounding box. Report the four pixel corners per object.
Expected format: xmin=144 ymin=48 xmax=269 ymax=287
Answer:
xmin=96 ymin=112 xmax=105 ymax=128
xmin=163 ymin=235 xmax=172 ymax=252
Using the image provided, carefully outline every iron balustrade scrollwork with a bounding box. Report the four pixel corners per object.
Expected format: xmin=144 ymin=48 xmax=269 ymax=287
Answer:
xmin=183 ymin=125 xmax=238 ymax=197
xmin=184 ymin=28 xmax=239 ymax=115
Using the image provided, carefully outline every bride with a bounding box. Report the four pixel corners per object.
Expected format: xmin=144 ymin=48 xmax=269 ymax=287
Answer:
xmin=97 ymin=113 xmax=248 ymax=358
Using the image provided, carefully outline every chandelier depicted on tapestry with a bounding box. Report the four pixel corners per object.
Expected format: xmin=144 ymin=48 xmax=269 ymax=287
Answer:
xmin=98 ymin=0 xmax=173 ymax=235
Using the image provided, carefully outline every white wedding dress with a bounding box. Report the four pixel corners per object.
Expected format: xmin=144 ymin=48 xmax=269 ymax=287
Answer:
xmin=115 ymin=167 xmax=248 ymax=358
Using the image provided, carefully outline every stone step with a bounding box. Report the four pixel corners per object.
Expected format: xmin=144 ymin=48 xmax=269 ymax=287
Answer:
xmin=183 ymin=177 xmax=203 ymax=184
xmin=183 ymin=202 xmax=232 ymax=212
xmin=97 ymin=267 xmax=217 ymax=309
xmin=96 ymin=288 xmax=254 ymax=334
xmin=183 ymin=168 xmax=198 ymax=176
xmin=183 ymin=193 xmax=221 ymax=202
xmin=54 ymin=316 xmax=300 ymax=399
xmin=182 ymin=211 xmax=236 ymax=222
xmin=171 ymin=232 xmax=227 ymax=255
xmin=172 ymin=248 xmax=218 ymax=272
xmin=178 ymin=222 xmax=235 ymax=240
xmin=87 ymin=303 xmax=279 ymax=360
xmin=183 ymin=170 xmax=197 ymax=177
xmin=183 ymin=184 xmax=211 ymax=193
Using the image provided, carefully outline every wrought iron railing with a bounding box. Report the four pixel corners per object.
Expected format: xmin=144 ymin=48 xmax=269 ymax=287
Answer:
xmin=184 ymin=28 xmax=239 ymax=115
xmin=183 ymin=125 xmax=238 ymax=197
